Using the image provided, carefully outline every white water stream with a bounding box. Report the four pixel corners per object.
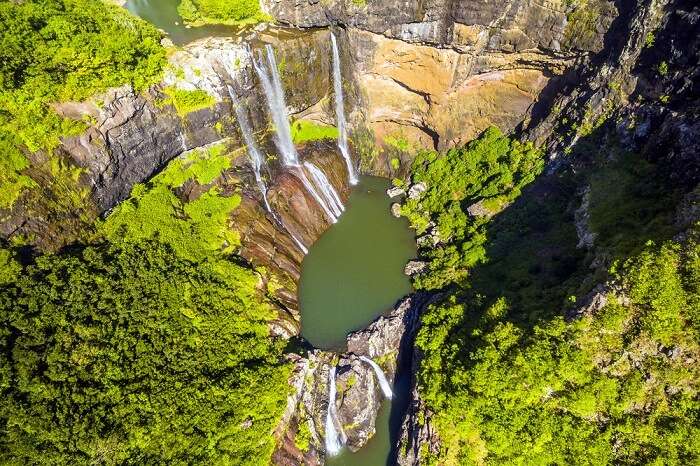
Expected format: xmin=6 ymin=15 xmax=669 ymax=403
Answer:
xmin=330 ymin=32 xmax=358 ymax=185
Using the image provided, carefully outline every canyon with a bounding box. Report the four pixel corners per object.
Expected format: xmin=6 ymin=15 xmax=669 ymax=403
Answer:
xmin=2 ymin=0 xmax=698 ymax=464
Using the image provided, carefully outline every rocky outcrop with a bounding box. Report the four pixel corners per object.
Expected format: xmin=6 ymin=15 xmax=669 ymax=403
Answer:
xmin=273 ymin=294 xmax=431 ymax=464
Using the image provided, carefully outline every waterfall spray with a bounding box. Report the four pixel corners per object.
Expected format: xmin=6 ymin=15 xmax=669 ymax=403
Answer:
xmin=360 ymin=356 xmax=394 ymax=399
xmin=227 ymin=86 xmax=273 ymax=214
xmin=330 ymin=32 xmax=358 ymax=185
xmin=303 ymin=162 xmax=344 ymax=218
xmin=325 ymin=366 xmax=345 ymax=455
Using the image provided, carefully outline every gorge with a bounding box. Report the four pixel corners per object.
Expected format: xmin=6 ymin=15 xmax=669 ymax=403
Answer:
xmin=0 ymin=0 xmax=698 ymax=465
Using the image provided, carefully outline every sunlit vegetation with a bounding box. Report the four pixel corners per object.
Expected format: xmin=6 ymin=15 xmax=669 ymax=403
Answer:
xmin=0 ymin=0 xmax=165 ymax=206
xmin=415 ymin=233 xmax=700 ymax=465
xmin=177 ymin=0 xmax=270 ymax=26
xmin=102 ymin=143 xmax=240 ymax=262
xmin=290 ymin=119 xmax=339 ymax=144
xmin=400 ymin=127 xmax=544 ymax=289
xmin=160 ymin=86 xmax=217 ymax=117
xmin=402 ymin=121 xmax=699 ymax=464
xmin=0 ymin=240 xmax=291 ymax=464
xmin=0 ymin=137 xmax=292 ymax=462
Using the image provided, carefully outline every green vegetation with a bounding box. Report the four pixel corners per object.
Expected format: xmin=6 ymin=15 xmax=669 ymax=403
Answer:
xmin=416 ymin=234 xmax=699 ymax=465
xmin=0 ymin=240 xmax=291 ymax=464
xmin=400 ymin=127 xmax=544 ymax=289
xmin=0 ymin=132 xmax=292 ymax=463
xmin=0 ymin=0 xmax=165 ymax=207
xmin=102 ymin=143 xmax=240 ymax=262
xmin=160 ymin=86 xmax=216 ymax=117
xmin=177 ymin=0 xmax=270 ymax=26
xmin=400 ymin=120 xmax=699 ymax=464
xmin=290 ymin=120 xmax=339 ymax=144
xmin=658 ymin=61 xmax=669 ymax=76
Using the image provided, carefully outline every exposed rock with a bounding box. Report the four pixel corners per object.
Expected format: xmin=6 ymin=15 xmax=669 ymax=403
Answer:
xmin=387 ymin=186 xmax=406 ymax=198
xmin=407 ymin=182 xmax=427 ymax=200
xmin=574 ymin=186 xmax=597 ymax=249
xmin=404 ymin=260 xmax=427 ymax=276
xmin=391 ymin=202 xmax=402 ymax=218
xmin=272 ymin=294 xmax=432 ymax=463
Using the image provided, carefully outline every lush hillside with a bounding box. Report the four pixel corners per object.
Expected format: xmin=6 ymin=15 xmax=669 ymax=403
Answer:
xmin=0 ymin=0 xmax=165 ymax=212
xmin=0 ymin=138 xmax=292 ymax=463
xmin=399 ymin=125 xmax=700 ymax=464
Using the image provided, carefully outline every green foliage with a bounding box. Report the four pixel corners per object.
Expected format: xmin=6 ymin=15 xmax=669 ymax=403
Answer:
xmin=644 ymin=31 xmax=655 ymax=48
xmin=658 ymin=61 xmax=669 ymax=76
xmin=588 ymin=150 xmax=679 ymax=261
xmin=415 ymin=235 xmax=700 ymax=465
xmin=290 ymin=120 xmax=339 ymax=144
xmin=160 ymin=86 xmax=216 ymax=117
xmin=399 ymin=127 xmax=544 ymax=289
xmin=0 ymin=248 xmax=20 ymax=285
xmin=102 ymin=144 xmax=239 ymax=262
xmin=0 ymin=0 xmax=165 ymax=206
xmin=0 ymin=241 xmax=291 ymax=464
xmin=177 ymin=0 xmax=270 ymax=26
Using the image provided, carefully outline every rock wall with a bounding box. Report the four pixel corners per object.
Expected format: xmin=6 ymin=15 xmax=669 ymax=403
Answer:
xmin=272 ymin=294 xmax=432 ymax=465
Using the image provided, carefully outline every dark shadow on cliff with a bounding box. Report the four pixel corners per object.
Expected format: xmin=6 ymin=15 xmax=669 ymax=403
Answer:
xmin=520 ymin=0 xmax=644 ymax=135
xmin=427 ymin=116 xmax=694 ymax=385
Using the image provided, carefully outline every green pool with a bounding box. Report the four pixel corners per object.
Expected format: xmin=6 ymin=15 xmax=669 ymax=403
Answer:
xmin=299 ymin=176 xmax=415 ymax=350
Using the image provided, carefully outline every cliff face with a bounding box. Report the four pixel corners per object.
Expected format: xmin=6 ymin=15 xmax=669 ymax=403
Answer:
xmin=4 ymin=0 xmax=692 ymax=462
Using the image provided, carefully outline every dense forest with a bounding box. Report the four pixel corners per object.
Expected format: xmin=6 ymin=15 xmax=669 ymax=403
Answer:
xmin=398 ymin=126 xmax=699 ymax=463
xmin=0 ymin=1 xmax=291 ymax=463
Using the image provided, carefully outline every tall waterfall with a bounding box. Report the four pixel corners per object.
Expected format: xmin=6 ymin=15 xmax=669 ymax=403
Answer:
xmin=325 ymin=366 xmax=344 ymax=455
xmin=304 ymin=162 xmax=344 ymax=219
xmin=330 ymin=33 xmax=358 ymax=186
xmin=360 ymin=356 xmax=394 ymax=399
xmin=252 ymin=45 xmax=340 ymax=224
xmin=227 ymin=86 xmax=273 ymax=214
xmin=251 ymin=45 xmax=299 ymax=167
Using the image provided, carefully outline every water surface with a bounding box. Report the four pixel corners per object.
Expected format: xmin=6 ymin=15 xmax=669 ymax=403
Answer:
xmin=125 ymin=0 xmax=245 ymax=45
xmin=299 ymin=175 xmax=415 ymax=350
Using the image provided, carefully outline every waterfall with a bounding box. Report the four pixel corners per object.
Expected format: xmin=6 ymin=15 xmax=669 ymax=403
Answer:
xmin=227 ymin=86 xmax=273 ymax=214
xmin=325 ymin=366 xmax=344 ymax=456
xmin=251 ymin=45 xmax=339 ymax=224
xmin=330 ymin=32 xmax=358 ymax=186
xmin=303 ymin=162 xmax=344 ymax=219
xmin=251 ymin=45 xmax=299 ymax=167
xmin=360 ymin=356 xmax=393 ymax=399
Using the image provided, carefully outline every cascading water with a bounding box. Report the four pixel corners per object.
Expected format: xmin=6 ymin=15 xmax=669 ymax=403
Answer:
xmin=251 ymin=45 xmax=299 ymax=167
xmin=304 ymin=162 xmax=344 ymax=219
xmin=227 ymin=86 xmax=273 ymax=214
xmin=251 ymin=45 xmax=340 ymax=224
xmin=325 ymin=366 xmax=345 ymax=456
xmin=330 ymin=32 xmax=358 ymax=186
xmin=359 ymin=356 xmax=394 ymax=399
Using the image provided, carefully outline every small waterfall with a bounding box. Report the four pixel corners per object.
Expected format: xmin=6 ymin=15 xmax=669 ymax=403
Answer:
xmin=252 ymin=45 xmax=339 ymax=224
xmin=330 ymin=32 xmax=358 ymax=186
xmin=303 ymin=162 xmax=344 ymax=219
xmin=227 ymin=86 xmax=273 ymax=214
xmin=325 ymin=366 xmax=345 ymax=456
xmin=360 ymin=356 xmax=393 ymax=399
